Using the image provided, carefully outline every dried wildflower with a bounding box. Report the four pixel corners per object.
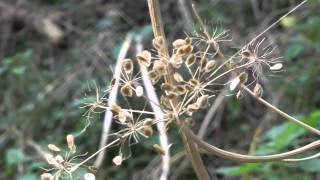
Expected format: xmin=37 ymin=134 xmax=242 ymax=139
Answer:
xmin=173 ymin=73 xmax=184 ymax=82
xmin=41 ymin=173 xmax=53 ymax=180
xmin=186 ymin=54 xmax=196 ymax=67
xmin=205 ymin=60 xmax=216 ymax=72
xmin=136 ymin=50 xmax=152 ymax=67
xmin=253 ymin=83 xmax=263 ymax=97
xmin=153 ymin=144 xmax=166 ymax=156
xmin=196 ymin=95 xmax=209 ymax=108
xmin=48 ymin=144 xmax=61 ymax=152
xmin=153 ymin=60 xmax=166 ymax=75
xmin=122 ymin=59 xmax=134 ymax=74
xmin=135 ymin=86 xmax=144 ymax=97
xmin=112 ymin=155 xmax=123 ymax=166
xmin=84 ymin=173 xmax=96 ymax=180
xmin=173 ymin=39 xmax=186 ymax=49
xmin=152 ymin=36 xmax=164 ymax=49
xmin=143 ymin=125 xmax=153 ymax=137
xmin=121 ymin=83 xmax=133 ymax=97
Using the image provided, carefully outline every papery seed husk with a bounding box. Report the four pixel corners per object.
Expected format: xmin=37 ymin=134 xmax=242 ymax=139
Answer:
xmin=122 ymin=59 xmax=133 ymax=73
xmin=112 ymin=155 xmax=123 ymax=166
xmin=239 ymin=72 xmax=248 ymax=84
xmin=196 ymin=95 xmax=209 ymax=108
xmin=110 ymin=104 xmax=122 ymax=114
xmin=187 ymin=103 xmax=199 ymax=112
xmin=136 ymin=50 xmax=151 ymax=67
xmin=161 ymin=83 xmax=174 ymax=92
xmin=153 ymin=144 xmax=166 ymax=156
xmin=66 ymin=134 xmax=75 ymax=151
xmin=121 ymin=83 xmax=133 ymax=97
xmin=41 ymin=173 xmax=54 ymax=180
xmin=270 ymin=63 xmax=283 ymax=71
xmin=229 ymin=77 xmax=240 ymax=91
xmin=183 ymin=45 xmax=193 ymax=54
xmin=200 ymin=58 xmax=208 ymax=71
xmin=185 ymin=37 xmax=192 ymax=44
xmin=205 ymin=60 xmax=216 ymax=72
xmin=149 ymin=70 xmax=160 ymax=85
xmin=186 ymin=54 xmax=196 ymax=67
xmin=167 ymin=92 xmax=177 ymax=99
xmin=117 ymin=111 xmax=127 ymax=123
xmin=188 ymin=79 xmax=199 ymax=88
xmin=143 ymin=125 xmax=153 ymax=137
xmin=173 ymin=73 xmax=184 ymax=82
xmin=173 ymin=39 xmax=186 ymax=49
xmin=48 ymin=144 xmax=61 ymax=152
xmin=45 ymin=153 xmax=58 ymax=166
xmin=153 ymin=60 xmax=166 ymax=75
xmin=175 ymin=85 xmax=187 ymax=95
xmin=253 ymin=83 xmax=263 ymax=97
xmin=135 ymin=86 xmax=144 ymax=97
xmin=170 ymin=54 xmax=183 ymax=68
xmin=143 ymin=118 xmax=154 ymax=126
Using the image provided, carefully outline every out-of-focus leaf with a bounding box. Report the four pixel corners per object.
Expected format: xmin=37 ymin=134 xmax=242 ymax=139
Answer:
xmin=21 ymin=174 xmax=37 ymax=180
xmin=5 ymin=148 xmax=27 ymax=166
xmin=281 ymin=16 xmax=297 ymax=28
xmin=216 ymin=163 xmax=262 ymax=176
xmin=298 ymin=160 xmax=320 ymax=172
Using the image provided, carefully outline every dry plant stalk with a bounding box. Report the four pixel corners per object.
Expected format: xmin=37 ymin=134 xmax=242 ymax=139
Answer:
xmin=40 ymin=0 xmax=320 ymax=180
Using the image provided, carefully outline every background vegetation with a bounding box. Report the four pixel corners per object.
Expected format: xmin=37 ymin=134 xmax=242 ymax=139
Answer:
xmin=1 ymin=0 xmax=320 ymax=179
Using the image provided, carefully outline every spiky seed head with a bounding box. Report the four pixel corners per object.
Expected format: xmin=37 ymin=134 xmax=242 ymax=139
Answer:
xmin=236 ymin=90 xmax=244 ymax=99
xmin=143 ymin=125 xmax=153 ymax=137
xmin=122 ymin=59 xmax=133 ymax=74
xmin=121 ymin=83 xmax=133 ymax=97
xmin=84 ymin=173 xmax=96 ymax=180
xmin=152 ymin=36 xmax=164 ymax=49
xmin=153 ymin=144 xmax=166 ymax=156
xmin=200 ymin=58 xmax=208 ymax=71
xmin=41 ymin=173 xmax=53 ymax=180
xmin=112 ymin=155 xmax=123 ymax=166
xmin=173 ymin=39 xmax=186 ymax=49
xmin=205 ymin=60 xmax=216 ymax=72
xmin=48 ymin=144 xmax=61 ymax=152
xmin=175 ymin=85 xmax=187 ymax=95
xmin=136 ymin=50 xmax=151 ymax=67
xmin=173 ymin=73 xmax=184 ymax=82
xmin=153 ymin=60 xmax=166 ymax=75
xmin=143 ymin=118 xmax=154 ymax=126
xmin=196 ymin=95 xmax=209 ymax=108
xmin=253 ymin=83 xmax=263 ymax=97
xmin=110 ymin=104 xmax=122 ymax=114
xmin=161 ymin=83 xmax=174 ymax=92
xmin=186 ymin=54 xmax=196 ymax=67
xmin=135 ymin=86 xmax=144 ymax=97
xmin=187 ymin=103 xmax=200 ymax=112
xmin=270 ymin=63 xmax=283 ymax=71
xmin=66 ymin=134 xmax=75 ymax=151
xmin=239 ymin=72 xmax=248 ymax=84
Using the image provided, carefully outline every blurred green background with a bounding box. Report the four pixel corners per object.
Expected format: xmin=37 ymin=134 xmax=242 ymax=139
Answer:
xmin=1 ymin=0 xmax=320 ymax=179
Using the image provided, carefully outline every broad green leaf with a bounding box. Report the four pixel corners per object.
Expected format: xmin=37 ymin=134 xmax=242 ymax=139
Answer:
xmin=5 ymin=148 xmax=27 ymax=166
xmin=216 ymin=163 xmax=262 ymax=176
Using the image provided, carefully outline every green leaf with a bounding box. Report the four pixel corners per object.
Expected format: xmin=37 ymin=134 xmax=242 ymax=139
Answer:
xmin=21 ymin=174 xmax=37 ymax=180
xmin=298 ymin=160 xmax=320 ymax=172
xmin=216 ymin=163 xmax=262 ymax=176
xmin=5 ymin=148 xmax=27 ymax=166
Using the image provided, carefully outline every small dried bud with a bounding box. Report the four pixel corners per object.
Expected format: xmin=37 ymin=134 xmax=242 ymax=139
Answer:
xmin=173 ymin=73 xmax=184 ymax=82
xmin=121 ymin=83 xmax=133 ymax=97
xmin=241 ymin=49 xmax=252 ymax=59
xmin=89 ymin=165 xmax=98 ymax=173
xmin=143 ymin=125 xmax=153 ymax=137
xmin=152 ymin=36 xmax=164 ymax=49
xmin=84 ymin=173 xmax=96 ymax=180
xmin=135 ymin=86 xmax=144 ymax=97
xmin=253 ymin=83 xmax=263 ymax=97
xmin=188 ymin=79 xmax=200 ymax=89
xmin=185 ymin=54 xmax=196 ymax=67
xmin=187 ymin=103 xmax=199 ymax=112
xmin=200 ymin=58 xmax=208 ymax=71
xmin=55 ymin=155 xmax=64 ymax=163
xmin=136 ymin=50 xmax=152 ymax=67
xmin=117 ymin=111 xmax=128 ymax=123
xmin=161 ymin=96 xmax=172 ymax=109
xmin=236 ymin=90 xmax=244 ymax=100
xmin=239 ymin=72 xmax=248 ymax=84
xmin=270 ymin=63 xmax=283 ymax=71
xmin=44 ymin=153 xmax=58 ymax=166
xmin=196 ymin=95 xmax=209 ymax=108
xmin=110 ymin=104 xmax=122 ymax=114
xmin=143 ymin=118 xmax=154 ymax=126
xmin=122 ymin=59 xmax=133 ymax=74
xmin=112 ymin=155 xmax=123 ymax=166
xmin=175 ymin=85 xmax=187 ymax=95
xmin=205 ymin=60 xmax=216 ymax=72
xmin=153 ymin=60 xmax=166 ymax=75
xmin=173 ymin=39 xmax=186 ymax=49
xmin=66 ymin=134 xmax=75 ymax=152
xmin=161 ymin=83 xmax=174 ymax=92
xmin=149 ymin=70 xmax=160 ymax=85
xmin=185 ymin=37 xmax=192 ymax=44
xmin=170 ymin=54 xmax=183 ymax=68
xmin=182 ymin=45 xmax=193 ymax=54
xmin=153 ymin=144 xmax=166 ymax=156
xmin=41 ymin=173 xmax=53 ymax=180
xmin=166 ymin=92 xmax=178 ymax=100
xmin=48 ymin=144 xmax=61 ymax=152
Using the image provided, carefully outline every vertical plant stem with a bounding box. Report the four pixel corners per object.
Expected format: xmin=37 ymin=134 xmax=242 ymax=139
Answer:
xmin=147 ymin=0 xmax=211 ymax=179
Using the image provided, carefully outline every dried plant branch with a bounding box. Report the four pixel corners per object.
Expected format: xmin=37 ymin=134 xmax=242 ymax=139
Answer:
xmin=94 ymin=34 xmax=133 ymax=167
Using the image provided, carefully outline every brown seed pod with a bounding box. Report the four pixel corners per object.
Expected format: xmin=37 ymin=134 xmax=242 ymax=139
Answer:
xmin=161 ymin=83 xmax=174 ymax=92
xmin=153 ymin=144 xmax=166 ymax=156
xmin=110 ymin=104 xmax=122 ymax=114
xmin=239 ymin=72 xmax=248 ymax=84
xmin=89 ymin=166 xmax=98 ymax=173
xmin=242 ymin=49 xmax=252 ymax=59
xmin=121 ymin=83 xmax=133 ymax=97
xmin=200 ymin=58 xmax=208 ymax=71
xmin=153 ymin=60 xmax=166 ymax=75
xmin=185 ymin=54 xmax=196 ymax=67
xmin=205 ymin=60 xmax=216 ymax=72
xmin=122 ymin=59 xmax=133 ymax=74
xmin=136 ymin=50 xmax=152 ymax=67
xmin=143 ymin=125 xmax=153 ymax=137
xmin=170 ymin=55 xmax=183 ymax=69
xmin=152 ymin=36 xmax=164 ymax=50
xmin=149 ymin=70 xmax=160 ymax=85
xmin=143 ymin=118 xmax=154 ymax=126
xmin=188 ymin=79 xmax=200 ymax=89
xmin=167 ymin=92 xmax=177 ymax=100
xmin=183 ymin=45 xmax=193 ymax=54
xmin=173 ymin=39 xmax=186 ymax=49
xmin=187 ymin=103 xmax=200 ymax=112
xmin=175 ymin=85 xmax=187 ymax=95
xmin=173 ymin=73 xmax=184 ymax=82
xmin=253 ymin=83 xmax=263 ymax=97
xmin=196 ymin=95 xmax=209 ymax=108
xmin=185 ymin=37 xmax=192 ymax=44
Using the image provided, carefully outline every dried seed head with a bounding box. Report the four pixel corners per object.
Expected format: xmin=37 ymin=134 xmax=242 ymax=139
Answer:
xmin=170 ymin=54 xmax=183 ymax=68
xmin=152 ymin=36 xmax=164 ymax=49
xmin=121 ymin=83 xmax=133 ymax=97
xmin=41 ymin=173 xmax=53 ymax=180
xmin=55 ymin=155 xmax=64 ymax=163
xmin=200 ymin=58 xmax=208 ymax=71
xmin=185 ymin=37 xmax=192 ymax=44
xmin=182 ymin=45 xmax=193 ymax=55
xmin=48 ymin=144 xmax=61 ymax=152
xmin=166 ymin=92 xmax=178 ymax=100
xmin=136 ymin=50 xmax=152 ymax=67
xmin=84 ymin=173 xmax=96 ymax=180
xmin=270 ymin=63 xmax=283 ymax=71
xmin=205 ymin=60 xmax=216 ymax=72
xmin=236 ymin=90 xmax=244 ymax=100
xmin=229 ymin=76 xmax=240 ymax=91
xmin=66 ymin=134 xmax=75 ymax=152
xmin=153 ymin=144 xmax=166 ymax=156
xmin=173 ymin=73 xmax=184 ymax=82
xmin=253 ymin=83 xmax=263 ymax=97
xmin=161 ymin=96 xmax=172 ymax=109
xmin=188 ymin=79 xmax=200 ymax=89
xmin=173 ymin=39 xmax=186 ymax=49
xmin=44 ymin=153 xmax=58 ymax=166
xmin=175 ymin=85 xmax=187 ymax=95
xmin=242 ymin=49 xmax=252 ymax=59
xmin=187 ymin=103 xmax=200 ymax=112
xmin=112 ymin=155 xmax=123 ymax=166
xmin=89 ymin=165 xmax=98 ymax=173
xmin=185 ymin=54 xmax=196 ymax=67
xmin=135 ymin=86 xmax=144 ymax=97
xmin=239 ymin=72 xmax=248 ymax=84
xmin=143 ymin=125 xmax=153 ymax=137
xmin=117 ymin=111 xmax=128 ymax=123
xmin=161 ymin=83 xmax=174 ymax=92
xmin=110 ymin=104 xmax=122 ymax=114
xmin=122 ymin=59 xmax=133 ymax=74
xmin=149 ymin=70 xmax=160 ymax=85
xmin=143 ymin=118 xmax=154 ymax=126
xmin=196 ymin=95 xmax=209 ymax=108
xmin=153 ymin=60 xmax=166 ymax=75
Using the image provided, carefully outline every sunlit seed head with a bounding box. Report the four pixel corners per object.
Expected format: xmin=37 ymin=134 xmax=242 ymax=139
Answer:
xmin=239 ymin=72 xmax=248 ymax=84
xmin=149 ymin=70 xmax=161 ymax=85
xmin=175 ymin=85 xmax=187 ymax=95
xmin=236 ymin=90 xmax=244 ymax=100
xmin=121 ymin=83 xmax=133 ymax=97
xmin=186 ymin=54 xmax=196 ymax=67
xmin=152 ymin=36 xmax=164 ymax=50
xmin=196 ymin=95 xmax=209 ymax=108
xmin=122 ymin=59 xmax=134 ymax=74
xmin=112 ymin=155 xmax=123 ymax=166
xmin=153 ymin=60 xmax=166 ymax=75
xmin=161 ymin=83 xmax=174 ymax=92
xmin=110 ymin=104 xmax=122 ymax=114
xmin=173 ymin=39 xmax=186 ymax=49
xmin=253 ymin=83 xmax=263 ymax=97
xmin=173 ymin=73 xmax=184 ymax=82
xmin=166 ymin=92 xmax=178 ymax=100
xmin=143 ymin=118 xmax=154 ymax=126
xmin=187 ymin=103 xmax=200 ymax=112
xmin=205 ymin=60 xmax=216 ymax=72
xmin=41 ymin=173 xmax=53 ymax=180
xmin=135 ymin=86 xmax=144 ymax=97
xmin=188 ymin=79 xmax=200 ymax=89
xmin=136 ymin=50 xmax=151 ymax=67
xmin=153 ymin=144 xmax=166 ymax=156
xmin=48 ymin=144 xmax=61 ymax=152
xmin=66 ymin=134 xmax=75 ymax=151
xmin=143 ymin=125 xmax=153 ymax=137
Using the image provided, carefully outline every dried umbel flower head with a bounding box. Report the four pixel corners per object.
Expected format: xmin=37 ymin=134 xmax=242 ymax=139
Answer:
xmin=121 ymin=83 xmax=133 ymax=97
xmin=153 ymin=144 xmax=166 ymax=156
xmin=112 ymin=155 xmax=123 ymax=166
xmin=122 ymin=59 xmax=134 ymax=74
xmin=253 ymin=83 xmax=263 ymax=97
xmin=48 ymin=144 xmax=61 ymax=152
xmin=136 ymin=50 xmax=152 ymax=67
xmin=41 ymin=173 xmax=53 ymax=180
